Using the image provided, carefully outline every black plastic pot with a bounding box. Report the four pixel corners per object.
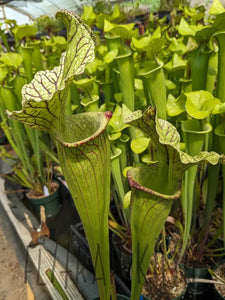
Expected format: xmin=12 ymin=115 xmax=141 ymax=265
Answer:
xmin=181 ymin=239 xmax=223 ymax=296
xmin=26 ymin=180 xmax=61 ymax=218
xmin=181 ymin=263 xmax=211 ymax=295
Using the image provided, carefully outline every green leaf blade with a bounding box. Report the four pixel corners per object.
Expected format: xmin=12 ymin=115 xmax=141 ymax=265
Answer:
xmin=56 ymin=10 xmax=97 ymax=85
xmin=7 ymin=10 xmax=97 ymax=138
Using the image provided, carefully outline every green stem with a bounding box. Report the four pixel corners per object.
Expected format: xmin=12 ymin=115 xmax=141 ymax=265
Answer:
xmin=27 ymin=41 xmax=43 ymax=71
xmin=111 ymin=146 xmax=129 ymax=227
xmin=29 ymin=128 xmax=45 ymax=188
xmin=191 ymin=46 xmax=211 ymax=91
xmin=139 ymin=60 xmax=167 ymax=120
xmin=115 ymin=48 xmax=134 ymax=111
xmin=201 ymin=32 xmax=225 ymax=252
xmin=20 ymin=45 xmax=34 ymax=82
xmin=101 ymin=66 xmax=113 ymax=110
xmin=105 ymin=34 xmax=121 ymax=98
xmin=115 ymin=48 xmax=139 ymax=163
xmin=117 ymin=141 xmax=129 ymax=192
xmin=223 ymin=165 xmax=225 ymax=249
xmin=206 ymin=51 xmax=218 ymax=93
xmin=214 ymin=124 xmax=225 ymax=248
xmin=180 ymin=120 xmax=212 ymax=259
xmin=199 ymin=163 xmax=220 ymax=247
xmin=214 ymin=31 xmax=225 ymax=102
xmin=101 ymin=81 xmax=112 ymax=110
xmin=11 ymin=73 xmax=27 ymax=103
xmin=180 ymin=165 xmax=198 ymax=260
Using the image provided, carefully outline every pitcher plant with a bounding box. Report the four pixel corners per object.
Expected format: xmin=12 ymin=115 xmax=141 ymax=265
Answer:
xmin=125 ymin=106 xmax=225 ymax=300
xmin=7 ymin=10 xmax=112 ymax=300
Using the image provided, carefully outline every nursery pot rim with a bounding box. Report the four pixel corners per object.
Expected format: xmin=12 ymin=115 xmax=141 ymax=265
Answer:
xmin=26 ymin=179 xmax=59 ymax=200
xmin=26 ymin=179 xmax=61 ymax=218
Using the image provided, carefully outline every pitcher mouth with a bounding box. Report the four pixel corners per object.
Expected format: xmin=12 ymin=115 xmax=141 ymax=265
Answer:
xmin=56 ymin=111 xmax=112 ymax=147
xmin=127 ymin=166 xmax=181 ymax=200
xmin=128 ymin=176 xmax=181 ymax=200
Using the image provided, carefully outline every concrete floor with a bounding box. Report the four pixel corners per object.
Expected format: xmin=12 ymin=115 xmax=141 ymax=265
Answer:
xmin=0 ymin=180 xmax=50 ymax=300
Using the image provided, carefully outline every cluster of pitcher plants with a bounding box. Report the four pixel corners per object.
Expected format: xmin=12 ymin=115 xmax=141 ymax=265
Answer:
xmin=0 ymin=15 xmax=66 ymax=194
xmin=2 ymin=0 xmax=225 ymax=299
